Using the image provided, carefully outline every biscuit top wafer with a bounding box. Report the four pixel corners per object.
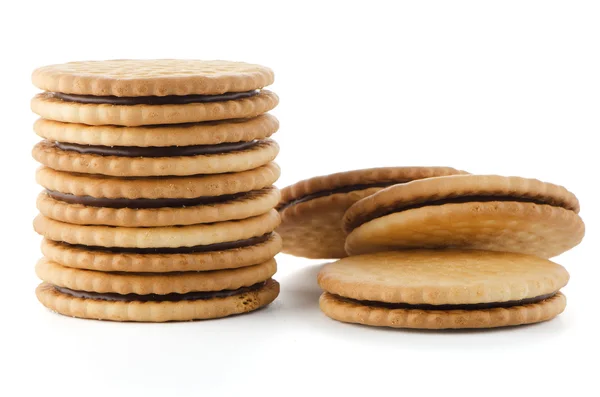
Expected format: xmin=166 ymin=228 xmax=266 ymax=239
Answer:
xmin=32 ymin=59 xmax=274 ymax=96
xmin=317 ymin=250 xmax=569 ymax=305
xmin=278 ymin=167 xmax=467 ymax=211
xmin=33 ymin=114 xmax=279 ymax=147
xmin=343 ymin=174 xmax=580 ymax=232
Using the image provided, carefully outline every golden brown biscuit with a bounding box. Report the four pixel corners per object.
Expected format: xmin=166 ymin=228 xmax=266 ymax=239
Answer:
xmin=36 ymin=279 xmax=280 ymax=322
xmin=33 ymin=210 xmax=280 ymax=248
xmin=32 ymin=139 xmax=279 ymax=177
xmin=317 ymin=250 xmax=569 ymax=329
xmin=36 ymin=163 xmax=280 ymax=199
xmin=320 ymin=292 xmax=566 ymax=330
xmin=36 ymin=257 xmax=277 ymax=295
xmin=32 ymin=59 xmax=274 ymax=96
xmin=36 ymin=187 xmax=280 ymax=227
xmin=33 ymin=114 xmax=279 ymax=147
xmin=31 ymin=90 xmax=278 ymax=126
xmin=40 ymin=233 xmax=282 ymax=273
xmin=344 ymin=175 xmax=584 ymax=257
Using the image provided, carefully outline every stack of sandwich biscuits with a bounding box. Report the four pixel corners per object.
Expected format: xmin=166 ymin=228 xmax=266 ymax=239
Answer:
xmin=32 ymin=59 xmax=282 ymax=322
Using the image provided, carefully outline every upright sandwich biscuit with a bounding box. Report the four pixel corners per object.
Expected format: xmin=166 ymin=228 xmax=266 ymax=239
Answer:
xmin=344 ymin=175 xmax=584 ymax=258
xmin=277 ymin=167 xmax=466 ymax=259
xmin=318 ymin=250 xmax=569 ymax=329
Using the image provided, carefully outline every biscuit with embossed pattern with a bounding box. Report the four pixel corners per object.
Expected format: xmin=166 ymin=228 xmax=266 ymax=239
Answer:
xmin=317 ymin=250 xmax=569 ymax=329
xmin=33 ymin=139 xmax=279 ymax=177
xmin=344 ymin=175 xmax=584 ymax=257
xmin=40 ymin=233 xmax=282 ymax=273
xmin=33 ymin=210 xmax=280 ymax=248
xmin=36 ymin=279 xmax=280 ymax=322
xmin=36 ymin=187 xmax=280 ymax=227
xmin=33 ymin=114 xmax=278 ymax=147
xmin=31 ymin=90 xmax=278 ymax=126
xmin=36 ymin=163 xmax=280 ymax=199
xmin=37 ymin=257 xmax=276 ymax=295
xmin=32 ymin=59 xmax=274 ymax=96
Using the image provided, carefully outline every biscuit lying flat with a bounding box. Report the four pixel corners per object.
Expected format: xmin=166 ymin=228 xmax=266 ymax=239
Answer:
xmin=277 ymin=167 xmax=466 ymax=259
xmin=318 ymin=250 xmax=569 ymax=329
xmin=31 ymin=59 xmax=278 ymax=126
xmin=32 ymin=138 xmax=279 ymax=177
xmin=36 ymin=259 xmax=279 ymax=322
xmin=344 ymin=175 xmax=584 ymax=258
xmin=35 ymin=164 xmax=280 ymax=227
xmin=39 ymin=233 xmax=282 ymax=273
xmin=33 ymin=210 xmax=281 ymax=274
xmin=33 ymin=210 xmax=280 ymax=250
xmin=33 ymin=114 xmax=279 ymax=147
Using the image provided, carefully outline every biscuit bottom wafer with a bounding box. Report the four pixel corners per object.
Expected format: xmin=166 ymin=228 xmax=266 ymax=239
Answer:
xmin=40 ymin=233 xmax=282 ymax=272
xmin=319 ymin=292 xmax=566 ymax=329
xmin=36 ymin=187 xmax=281 ymax=227
xmin=36 ymin=279 xmax=280 ymax=322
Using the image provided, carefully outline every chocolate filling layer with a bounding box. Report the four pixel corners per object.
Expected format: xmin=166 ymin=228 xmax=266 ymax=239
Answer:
xmin=52 ymin=90 xmax=259 ymax=105
xmin=54 ymin=140 xmax=258 ymax=157
xmin=64 ymin=233 xmax=273 ymax=254
xmin=46 ymin=189 xmax=250 ymax=209
xmin=350 ymin=195 xmax=563 ymax=230
xmin=337 ymin=292 xmax=557 ymax=311
xmin=278 ymin=182 xmax=406 ymax=211
xmin=54 ymin=281 xmax=267 ymax=302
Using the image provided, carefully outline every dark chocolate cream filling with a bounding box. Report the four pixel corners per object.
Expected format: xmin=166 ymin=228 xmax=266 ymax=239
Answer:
xmin=336 ymin=291 xmax=558 ymax=311
xmin=54 ymin=140 xmax=258 ymax=157
xmin=64 ymin=233 xmax=273 ymax=254
xmin=52 ymin=90 xmax=259 ymax=105
xmin=349 ymin=195 xmax=564 ymax=230
xmin=278 ymin=181 xmax=407 ymax=211
xmin=54 ymin=281 xmax=267 ymax=302
xmin=46 ymin=189 xmax=251 ymax=209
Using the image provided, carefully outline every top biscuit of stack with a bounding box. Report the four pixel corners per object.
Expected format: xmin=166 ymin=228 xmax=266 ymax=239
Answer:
xmin=31 ymin=59 xmax=279 ymax=126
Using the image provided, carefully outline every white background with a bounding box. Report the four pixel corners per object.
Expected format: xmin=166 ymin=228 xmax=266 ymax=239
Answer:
xmin=2 ymin=1 xmax=599 ymax=396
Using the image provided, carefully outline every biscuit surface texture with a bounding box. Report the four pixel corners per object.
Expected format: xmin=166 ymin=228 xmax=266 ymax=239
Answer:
xmin=36 ymin=257 xmax=277 ymax=294
xmin=33 ymin=210 xmax=280 ymax=248
xmin=344 ymin=175 xmax=584 ymax=257
xmin=33 ymin=114 xmax=278 ymax=147
xmin=343 ymin=174 xmax=580 ymax=231
xmin=317 ymin=250 xmax=568 ymax=329
xmin=36 ymin=163 xmax=281 ymax=199
xmin=318 ymin=250 xmax=569 ymax=304
xmin=32 ymin=59 xmax=275 ymax=96
xmin=40 ymin=233 xmax=282 ymax=272
xmin=32 ymin=139 xmax=279 ymax=177
xmin=36 ymin=187 xmax=280 ymax=227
